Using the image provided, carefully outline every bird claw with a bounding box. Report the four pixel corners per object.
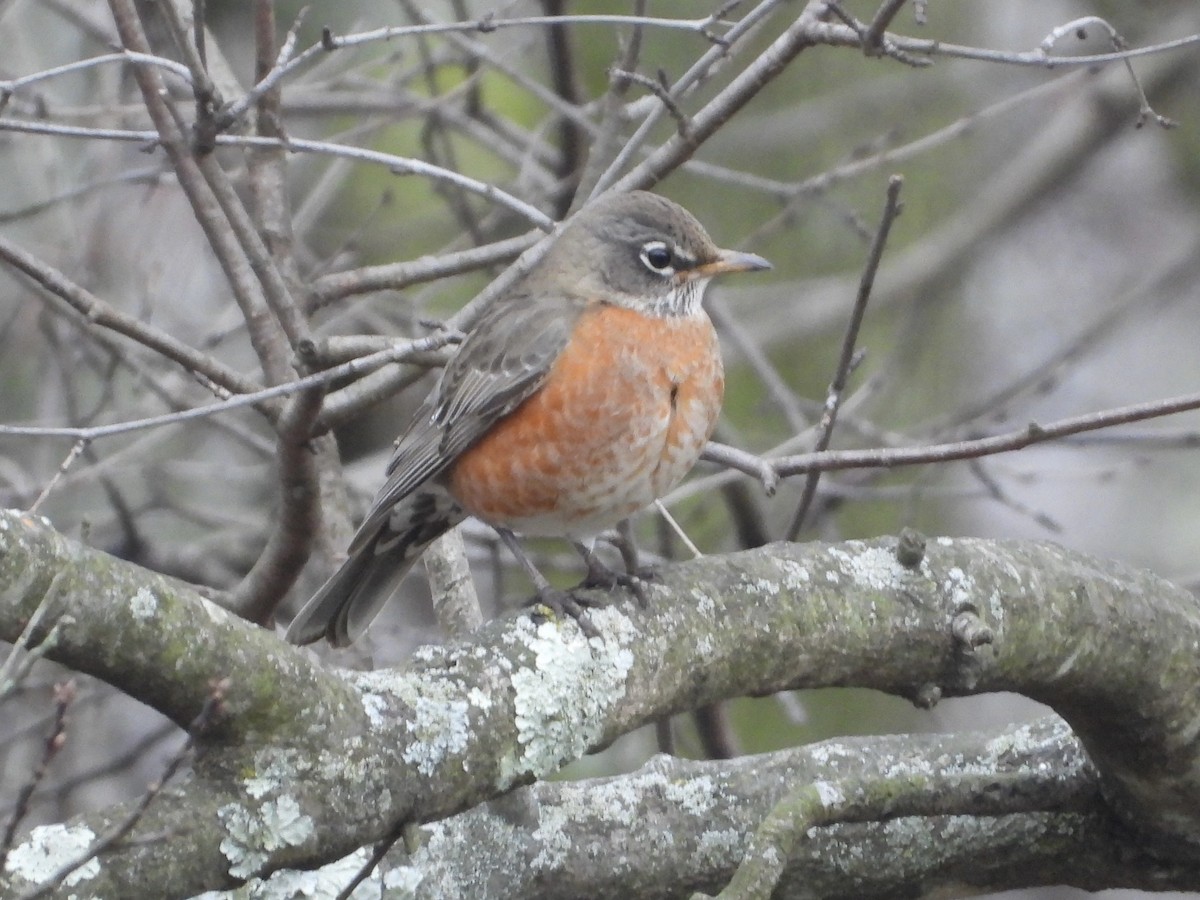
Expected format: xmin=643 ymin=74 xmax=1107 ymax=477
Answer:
xmin=577 ymin=562 xmax=656 ymax=609
xmin=527 ymin=588 xmax=601 ymax=638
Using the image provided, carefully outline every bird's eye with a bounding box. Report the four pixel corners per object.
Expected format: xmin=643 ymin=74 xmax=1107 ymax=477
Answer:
xmin=640 ymin=241 xmax=675 ymax=274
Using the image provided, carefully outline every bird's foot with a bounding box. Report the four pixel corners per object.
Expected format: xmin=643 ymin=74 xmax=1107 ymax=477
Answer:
xmin=526 ymin=586 xmax=602 ymax=639
xmin=576 ymin=555 xmax=656 ymax=609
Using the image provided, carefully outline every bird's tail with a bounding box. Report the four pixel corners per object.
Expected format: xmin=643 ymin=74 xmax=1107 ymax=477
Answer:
xmin=286 ymin=489 xmax=465 ymax=647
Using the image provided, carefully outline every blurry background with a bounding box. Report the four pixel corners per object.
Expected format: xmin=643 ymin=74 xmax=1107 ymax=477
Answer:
xmin=1 ymin=2 xmax=1198 ymax=897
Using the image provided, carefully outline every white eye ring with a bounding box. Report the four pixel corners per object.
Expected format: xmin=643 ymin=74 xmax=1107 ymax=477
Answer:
xmin=639 ymin=240 xmax=676 ymax=275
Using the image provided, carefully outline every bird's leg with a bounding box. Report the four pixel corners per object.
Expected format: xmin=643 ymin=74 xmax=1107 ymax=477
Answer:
xmin=496 ymin=528 xmax=599 ymax=638
xmin=617 ymin=518 xmax=661 ymax=583
xmin=573 ymin=519 xmax=653 ymax=608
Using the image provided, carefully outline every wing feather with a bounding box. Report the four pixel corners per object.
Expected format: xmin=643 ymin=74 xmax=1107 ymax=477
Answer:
xmin=347 ymin=290 xmax=587 ymax=553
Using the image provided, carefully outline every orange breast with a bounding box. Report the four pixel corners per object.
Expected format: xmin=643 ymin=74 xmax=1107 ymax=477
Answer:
xmin=447 ymin=304 xmax=723 ymax=538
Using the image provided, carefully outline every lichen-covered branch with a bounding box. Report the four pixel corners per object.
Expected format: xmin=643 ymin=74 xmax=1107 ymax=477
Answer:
xmin=4 ymin=510 xmax=1200 ymax=897
xmin=371 ymin=719 xmax=1200 ymax=899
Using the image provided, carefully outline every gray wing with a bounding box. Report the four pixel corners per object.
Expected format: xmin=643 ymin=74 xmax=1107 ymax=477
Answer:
xmin=347 ymin=290 xmax=588 ymax=554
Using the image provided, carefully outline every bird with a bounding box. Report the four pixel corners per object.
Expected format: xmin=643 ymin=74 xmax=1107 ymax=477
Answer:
xmin=287 ymin=190 xmax=770 ymax=646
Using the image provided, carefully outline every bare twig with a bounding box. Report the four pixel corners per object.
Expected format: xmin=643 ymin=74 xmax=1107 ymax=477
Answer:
xmin=107 ymin=0 xmax=293 ymax=386
xmin=594 ymin=0 xmax=782 ymax=195
xmin=572 ymin=0 xmax=646 ymax=204
xmin=967 ymin=459 xmax=1062 ymax=534
xmin=824 ymin=1 xmax=931 ymax=67
xmin=1 ymin=681 xmax=76 ymax=863
xmin=0 ymin=51 xmax=193 ymax=101
xmin=0 ymin=573 xmax=70 ymax=698
xmin=215 ymin=6 xmax=308 ymax=130
xmin=25 ymin=440 xmax=89 ymax=516
xmin=0 ymin=331 xmax=457 ymax=442
xmin=311 ymin=233 xmax=538 ymax=308
xmin=542 ymin=0 xmax=587 ymax=210
xmin=767 ymin=390 xmax=1200 ymax=478
xmin=325 ymin=13 xmax=749 ymax=52
xmin=1039 ymin=17 xmax=1177 ymax=128
xmin=786 ymin=176 xmax=902 ymax=540
xmin=883 ymin=26 xmax=1200 ymax=71
xmin=17 ymin=680 xmax=228 ymax=900
xmin=152 ymin=0 xmax=223 ymax=151
xmin=333 ymin=819 xmax=409 ymax=900
xmin=701 ymin=442 xmax=779 ymax=496
xmin=700 ymin=765 xmax=1091 ymax=900
xmin=0 ymin=236 xmax=264 ymax=399
xmin=707 ymin=299 xmax=811 ymax=434
xmin=652 ymin=500 xmax=705 ymax=559
xmin=231 ymin=385 xmax=325 ymax=625
xmin=864 ymin=0 xmax=911 ymax=54
xmin=609 ymin=67 xmax=691 ymax=135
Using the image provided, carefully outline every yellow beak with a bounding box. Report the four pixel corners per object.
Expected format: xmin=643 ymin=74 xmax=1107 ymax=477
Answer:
xmin=685 ymin=248 xmax=772 ymax=280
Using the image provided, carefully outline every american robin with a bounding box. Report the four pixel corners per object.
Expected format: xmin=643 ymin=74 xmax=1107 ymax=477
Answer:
xmin=287 ymin=190 xmax=770 ymax=646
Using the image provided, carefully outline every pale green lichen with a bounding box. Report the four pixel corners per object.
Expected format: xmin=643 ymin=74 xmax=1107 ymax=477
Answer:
xmin=4 ymin=823 xmax=100 ymax=888
xmin=243 ymin=747 xmax=310 ymax=799
xmin=531 ymin=803 xmax=572 ymax=869
xmin=129 ymin=586 xmax=157 ymax=621
xmin=359 ymin=691 xmax=388 ymax=728
xmin=813 ymin=780 xmax=845 ymax=807
xmin=219 ymin=797 xmax=313 ymax=879
xmin=350 ymin=672 xmax=475 ymax=777
xmin=402 ymin=693 xmax=470 ymax=776
xmin=775 ymin=556 xmax=812 ymax=592
xmin=500 ymin=607 xmax=637 ymax=787
xmin=381 ymin=863 xmax=425 ymax=895
xmin=830 ymin=544 xmax=923 ymax=592
xmin=694 ymin=827 xmax=743 ymax=865
xmin=664 ymin=774 xmax=718 ymax=816
xmin=349 ymin=670 xmax=472 ymax=776
xmin=193 ymin=848 xmax=381 ymax=899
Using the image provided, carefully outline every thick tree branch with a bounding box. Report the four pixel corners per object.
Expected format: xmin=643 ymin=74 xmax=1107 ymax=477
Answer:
xmin=387 ymin=719 xmax=1195 ymax=899
xmin=3 ymin=511 xmax=1200 ymax=896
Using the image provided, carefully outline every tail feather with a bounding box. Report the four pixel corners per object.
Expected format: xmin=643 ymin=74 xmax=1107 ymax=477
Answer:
xmin=286 ymin=489 xmax=465 ymax=646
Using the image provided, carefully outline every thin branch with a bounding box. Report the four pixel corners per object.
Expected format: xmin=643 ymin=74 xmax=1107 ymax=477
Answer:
xmin=0 ymin=573 xmax=70 ymax=699
xmin=25 ymin=440 xmax=89 ymax=516
xmin=16 ymin=680 xmax=228 ymax=900
xmin=594 ymin=0 xmax=783 ymax=195
xmin=767 ymin=389 xmax=1200 ymax=478
xmin=0 ymin=51 xmax=194 ymax=103
xmin=572 ymin=0 xmax=646 ymax=204
xmin=707 ymin=298 xmax=811 ymax=434
xmin=0 ymin=332 xmax=457 ymax=442
xmin=0 ymin=236 xmax=264 ymax=398
xmin=214 ymin=6 xmax=307 ymax=130
xmin=609 ymin=67 xmax=691 ymax=135
xmin=701 ymin=442 xmax=778 ymax=496
xmin=879 ymin=26 xmax=1200 ymax=71
xmin=230 ymin=385 xmax=325 ymax=625
xmin=333 ymin=820 xmax=407 ymax=900
xmin=967 ymin=459 xmax=1062 ymax=534
xmin=786 ymin=176 xmax=902 ymax=539
xmin=863 ymin=0 xmax=911 ymax=54
xmin=152 ymin=0 xmax=223 ymax=151
xmin=310 ymin=232 xmax=538 ymax=307
xmin=0 ymin=681 xmax=75 ymax=864
xmin=541 ymin=0 xmax=586 ymax=211
xmin=823 ymin=1 xmax=931 ymax=67
xmin=1038 ymin=16 xmax=1177 ymax=129
xmin=106 ymin=0 xmax=293 ymax=386
xmin=326 ymin=13 xmax=749 ymax=51
xmin=0 ymin=114 xmax=558 ymax=232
